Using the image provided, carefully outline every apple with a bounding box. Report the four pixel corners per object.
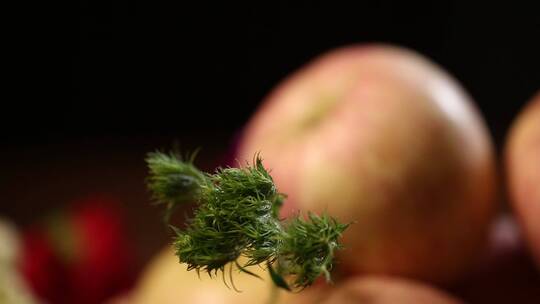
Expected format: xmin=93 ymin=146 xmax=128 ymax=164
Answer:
xmin=130 ymin=247 xmax=325 ymax=304
xmin=19 ymin=196 xmax=135 ymax=304
xmin=236 ymin=44 xmax=497 ymax=284
xmin=130 ymin=248 xmax=464 ymax=304
xmin=0 ymin=219 xmax=37 ymax=304
xmin=505 ymin=91 xmax=540 ymax=268
xmin=320 ymin=276 xmax=462 ymax=304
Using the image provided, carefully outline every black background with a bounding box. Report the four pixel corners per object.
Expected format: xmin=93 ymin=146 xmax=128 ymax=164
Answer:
xmin=4 ymin=2 xmax=540 ymax=148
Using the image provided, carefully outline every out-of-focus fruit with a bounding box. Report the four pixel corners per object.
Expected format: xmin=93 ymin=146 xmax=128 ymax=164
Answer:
xmin=320 ymin=276 xmax=462 ymax=304
xmin=19 ymin=196 xmax=135 ymax=304
xmin=505 ymin=91 xmax=540 ymax=268
xmin=451 ymin=215 xmax=540 ymax=304
xmin=0 ymin=218 xmax=37 ymax=304
xmin=130 ymin=247 xmax=325 ymax=304
xmin=19 ymin=228 xmax=66 ymax=302
xmin=237 ymin=44 xmax=497 ymax=284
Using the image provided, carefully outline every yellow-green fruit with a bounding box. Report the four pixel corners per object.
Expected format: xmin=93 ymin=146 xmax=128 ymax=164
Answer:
xmin=130 ymin=247 xmax=325 ymax=304
xmin=0 ymin=219 xmax=37 ymax=304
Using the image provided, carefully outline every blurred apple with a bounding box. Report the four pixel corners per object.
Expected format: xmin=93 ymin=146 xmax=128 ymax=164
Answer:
xmin=130 ymin=247 xmax=325 ymax=304
xmin=19 ymin=196 xmax=135 ymax=304
xmin=0 ymin=218 xmax=37 ymax=304
xmin=19 ymin=227 xmax=66 ymax=302
xmin=505 ymin=91 xmax=540 ymax=268
xmin=237 ymin=44 xmax=497 ymax=284
xmin=321 ymin=276 xmax=462 ymax=304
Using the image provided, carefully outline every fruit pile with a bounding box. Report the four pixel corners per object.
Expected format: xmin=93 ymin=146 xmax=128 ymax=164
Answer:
xmin=129 ymin=45 xmax=539 ymax=303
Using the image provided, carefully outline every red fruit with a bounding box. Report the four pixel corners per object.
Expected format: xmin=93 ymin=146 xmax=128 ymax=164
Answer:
xmin=69 ymin=199 xmax=135 ymax=304
xmin=505 ymin=91 xmax=540 ymax=268
xmin=19 ymin=196 xmax=134 ymax=304
xmin=19 ymin=229 xmax=67 ymax=303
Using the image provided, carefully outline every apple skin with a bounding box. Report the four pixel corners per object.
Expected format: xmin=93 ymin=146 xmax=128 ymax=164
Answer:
xmin=320 ymin=276 xmax=462 ymax=304
xmin=18 ymin=196 xmax=134 ymax=304
xmin=505 ymin=91 xmax=540 ymax=268
xmin=236 ymin=44 xmax=497 ymax=284
xmin=130 ymin=247 xmax=325 ymax=304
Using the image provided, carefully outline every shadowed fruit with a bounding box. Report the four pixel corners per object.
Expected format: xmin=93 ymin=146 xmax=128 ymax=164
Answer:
xmin=320 ymin=276 xmax=462 ymax=304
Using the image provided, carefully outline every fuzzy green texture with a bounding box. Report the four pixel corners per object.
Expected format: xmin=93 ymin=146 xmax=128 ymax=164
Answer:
xmin=146 ymin=151 xmax=348 ymax=291
xmin=146 ymin=151 xmax=207 ymax=221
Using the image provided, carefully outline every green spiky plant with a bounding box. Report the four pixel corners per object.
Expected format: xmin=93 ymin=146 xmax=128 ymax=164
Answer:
xmin=146 ymin=150 xmax=348 ymax=297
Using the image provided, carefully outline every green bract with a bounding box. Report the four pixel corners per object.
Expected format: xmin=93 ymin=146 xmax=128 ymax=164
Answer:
xmin=146 ymin=151 xmax=348 ymax=291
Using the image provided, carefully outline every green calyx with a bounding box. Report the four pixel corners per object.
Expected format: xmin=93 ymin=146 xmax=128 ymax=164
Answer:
xmin=146 ymin=151 xmax=348 ymax=291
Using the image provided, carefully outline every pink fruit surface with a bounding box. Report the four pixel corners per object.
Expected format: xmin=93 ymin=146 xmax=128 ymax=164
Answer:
xmin=321 ymin=276 xmax=462 ymax=304
xmin=237 ymin=44 xmax=497 ymax=284
xmin=505 ymin=91 xmax=540 ymax=268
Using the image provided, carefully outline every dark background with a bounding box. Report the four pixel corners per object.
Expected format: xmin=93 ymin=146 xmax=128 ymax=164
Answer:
xmin=2 ymin=1 xmax=540 ymax=147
